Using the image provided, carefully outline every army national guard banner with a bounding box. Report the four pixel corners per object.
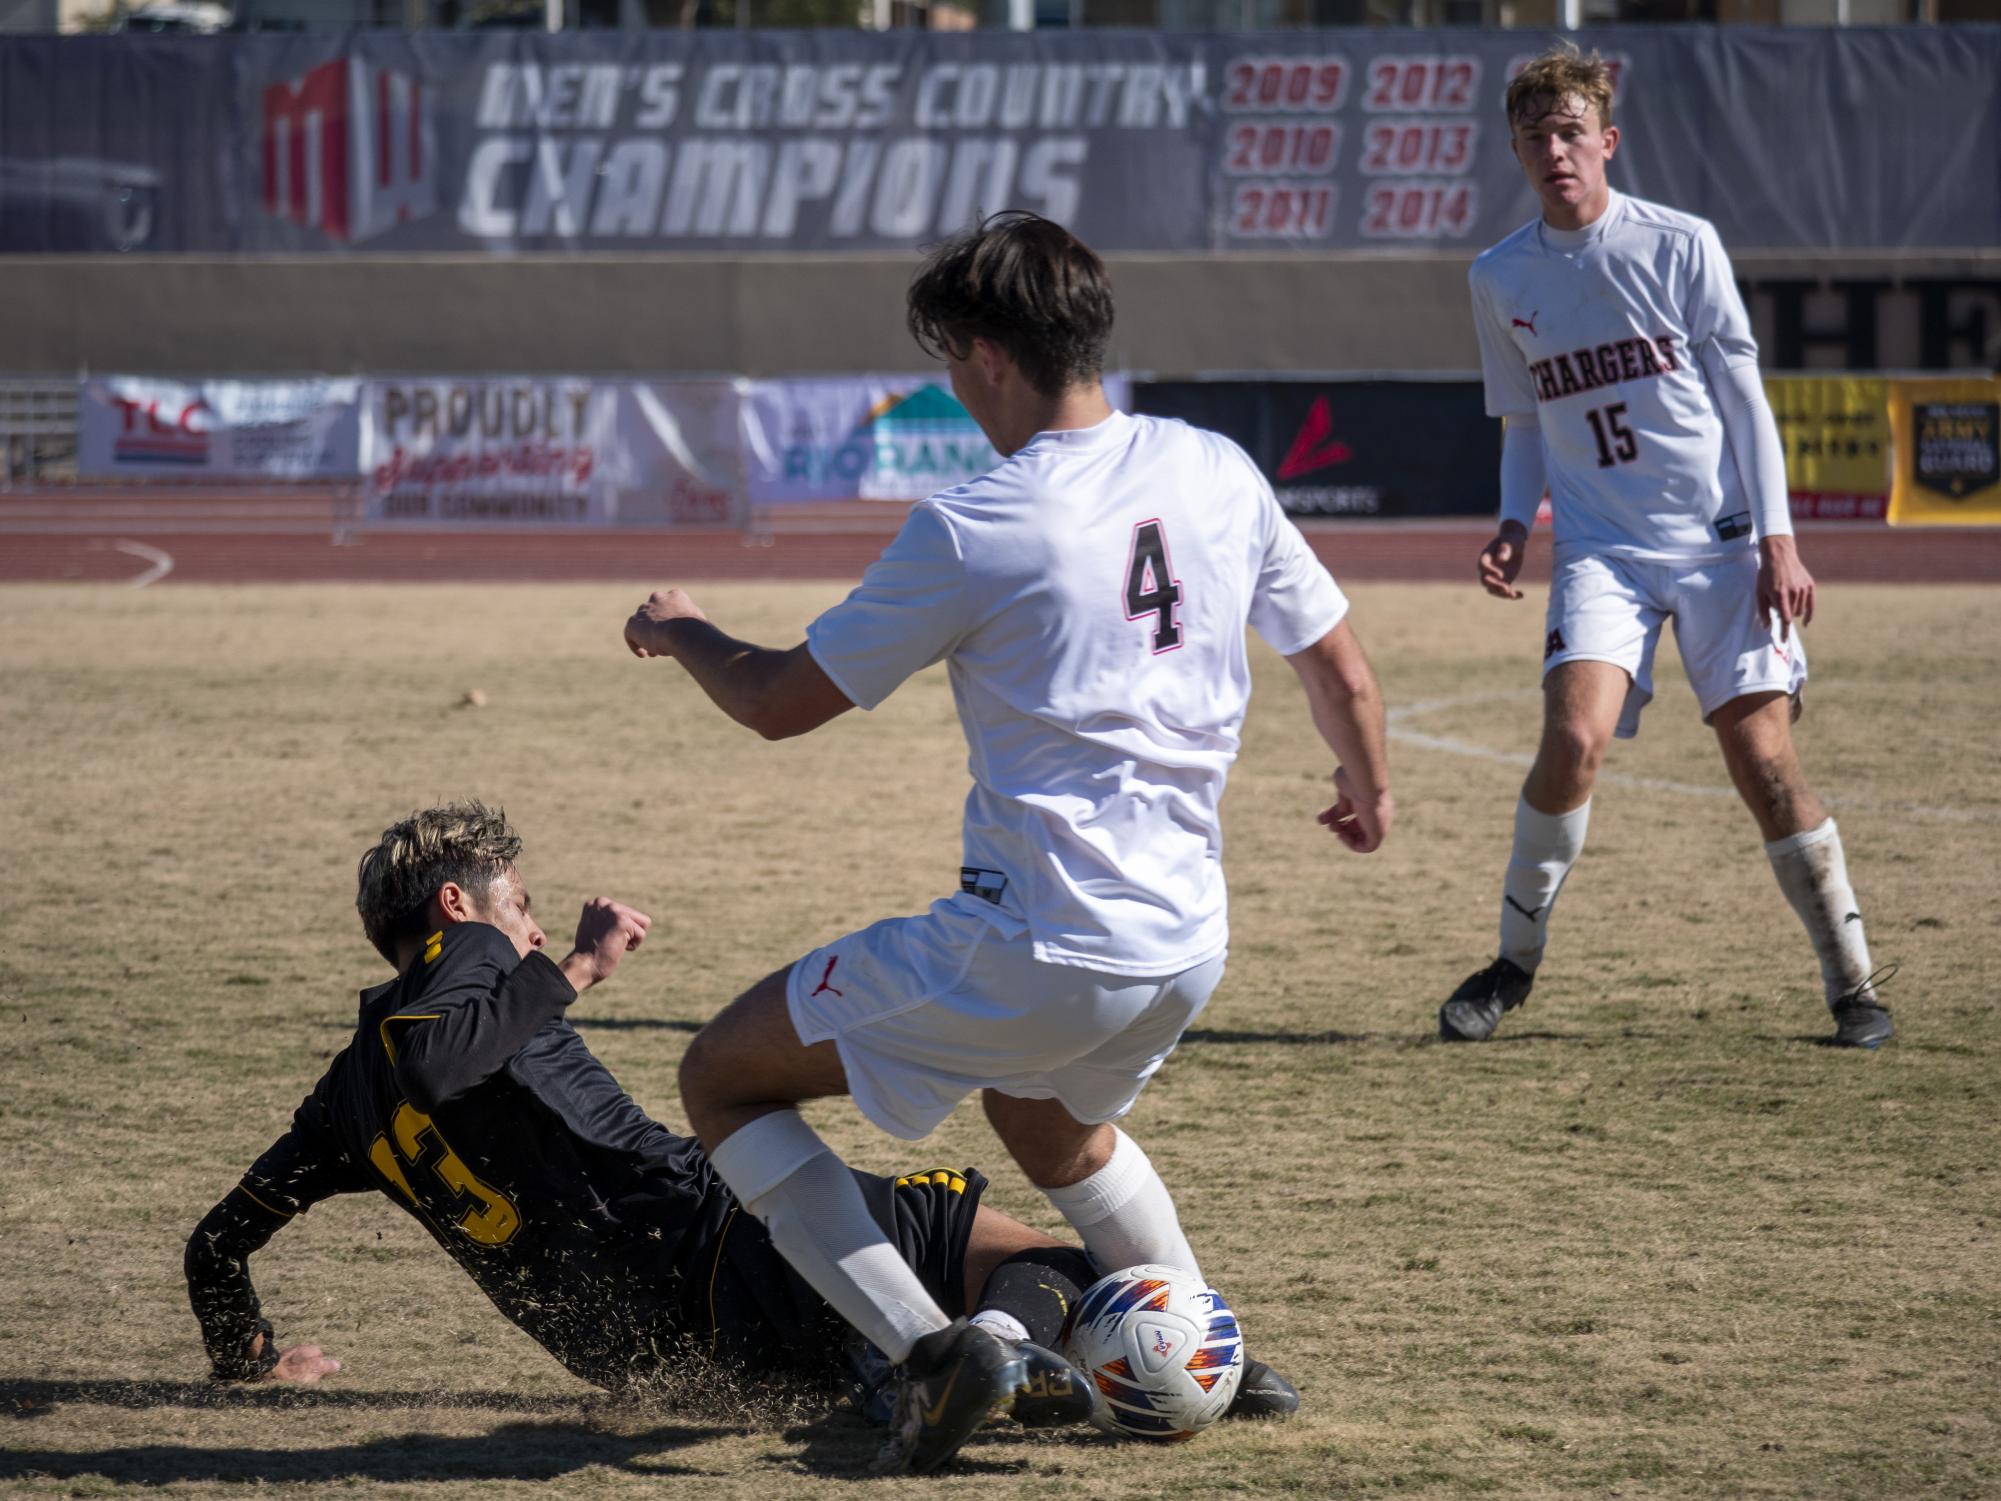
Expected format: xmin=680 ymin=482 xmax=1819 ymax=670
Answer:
xmin=1888 ymin=379 xmax=2001 ymax=528
xmin=0 ymin=29 xmax=1996 ymax=256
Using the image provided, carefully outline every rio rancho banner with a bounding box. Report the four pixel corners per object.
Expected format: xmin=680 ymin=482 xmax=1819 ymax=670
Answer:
xmin=0 ymin=30 xmax=1996 ymax=255
xmin=78 ymin=376 xmax=360 ymax=479
xmin=1765 ymin=376 xmax=1890 ymax=522
xmin=1888 ymin=378 xmax=2001 ymax=527
xmin=741 ymin=372 xmax=1129 ymax=503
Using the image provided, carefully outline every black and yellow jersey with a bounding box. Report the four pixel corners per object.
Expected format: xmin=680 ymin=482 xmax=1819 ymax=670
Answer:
xmin=185 ymin=921 xmax=987 ymax=1389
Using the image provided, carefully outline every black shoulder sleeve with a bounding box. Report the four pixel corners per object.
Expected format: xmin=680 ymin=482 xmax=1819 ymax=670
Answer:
xmin=185 ymin=1069 xmax=371 ymax=1381
xmin=382 ymin=927 xmax=576 ymax=1113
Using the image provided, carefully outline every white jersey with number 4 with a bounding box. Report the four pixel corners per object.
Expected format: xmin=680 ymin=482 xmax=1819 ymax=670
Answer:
xmin=806 ymin=409 xmax=1349 ymax=977
xmin=1470 ymin=190 xmax=1762 ymax=562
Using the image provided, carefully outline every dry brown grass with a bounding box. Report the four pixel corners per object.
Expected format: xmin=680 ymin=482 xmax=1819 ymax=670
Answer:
xmin=1 ymin=579 xmax=1997 ymax=1500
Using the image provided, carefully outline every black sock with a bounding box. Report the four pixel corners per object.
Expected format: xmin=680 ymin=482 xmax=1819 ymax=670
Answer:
xmin=977 ymin=1247 xmax=1096 ymax=1348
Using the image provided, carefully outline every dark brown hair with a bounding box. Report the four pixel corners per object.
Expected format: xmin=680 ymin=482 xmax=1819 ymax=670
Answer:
xmin=906 ymin=210 xmax=1114 ymax=399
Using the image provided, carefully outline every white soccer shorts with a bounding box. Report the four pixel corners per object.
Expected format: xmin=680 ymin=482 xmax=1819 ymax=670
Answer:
xmin=786 ymin=894 xmax=1226 ymax=1142
xmin=1543 ymin=546 xmax=1807 ymax=739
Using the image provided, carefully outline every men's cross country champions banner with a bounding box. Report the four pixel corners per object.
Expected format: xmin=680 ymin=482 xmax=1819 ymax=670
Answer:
xmin=1 ymin=29 xmax=1995 ymax=255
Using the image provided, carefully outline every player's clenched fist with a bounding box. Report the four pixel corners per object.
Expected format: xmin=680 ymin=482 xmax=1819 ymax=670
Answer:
xmin=626 ymin=588 xmax=709 ymax=658
xmin=561 ymin=898 xmax=653 ymax=991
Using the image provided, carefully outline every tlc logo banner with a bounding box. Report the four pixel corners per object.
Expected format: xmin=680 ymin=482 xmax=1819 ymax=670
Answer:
xmin=77 ymin=377 xmax=362 ymax=478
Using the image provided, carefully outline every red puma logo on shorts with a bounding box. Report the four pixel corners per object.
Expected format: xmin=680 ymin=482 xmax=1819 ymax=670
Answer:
xmin=811 ymin=956 xmax=844 ymax=999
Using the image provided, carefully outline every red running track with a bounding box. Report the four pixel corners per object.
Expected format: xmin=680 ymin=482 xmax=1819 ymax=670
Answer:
xmin=2 ymin=492 xmax=1996 ymax=585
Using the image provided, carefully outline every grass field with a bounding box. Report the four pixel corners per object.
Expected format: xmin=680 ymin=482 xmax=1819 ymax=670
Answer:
xmin=2 ymin=579 xmax=1997 ymax=1500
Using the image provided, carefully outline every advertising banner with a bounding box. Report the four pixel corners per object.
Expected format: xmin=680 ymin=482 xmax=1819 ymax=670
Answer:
xmin=1766 ymin=375 xmax=1890 ymax=521
xmin=3 ymin=30 xmax=1997 ymax=256
xmin=77 ymin=376 xmax=361 ymax=479
xmin=740 ymin=373 xmax=1130 ymax=504
xmin=1133 ymin=379 xmax=1497 ymax=519
xmin=358 ymin=376 xmax=748 ymax=526
xmin=611 ymin=380 xmax=749 ymax=528
xmin=361 ymin=377 xmax=617 ymax=525
xmin=1889 ymin=378 xmax=2001 ymax=527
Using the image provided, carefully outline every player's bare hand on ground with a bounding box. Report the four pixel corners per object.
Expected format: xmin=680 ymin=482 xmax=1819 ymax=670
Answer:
xmin=1478 ymin=524 xmax=1530 ymax=601
xmin=1757 ymin=535 xmax=1815 ymax=640
xmin=252 ymin=1333 xmax=341 ymax=1385
xmin=1318 ymin=766 xmax=1393 ymax=853
xmin=561 ymin=898 xmax=652 ymax=991
xmin=626 ymin=589 xmax=709 ymax=658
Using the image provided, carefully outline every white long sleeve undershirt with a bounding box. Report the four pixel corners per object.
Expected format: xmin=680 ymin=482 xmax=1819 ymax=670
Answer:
xmin=1499 ymin=413 xmax=1546 ymax=533
xmin=1697 ymin=345 xmax=1795 ymax=543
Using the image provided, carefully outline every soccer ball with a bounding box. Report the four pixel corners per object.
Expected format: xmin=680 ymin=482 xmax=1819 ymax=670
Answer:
xmin=1061 ymin=1264 xmax=1244 ymax=1441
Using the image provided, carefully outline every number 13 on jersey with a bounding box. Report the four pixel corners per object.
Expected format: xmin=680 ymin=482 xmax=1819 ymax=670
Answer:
xmin=1124 ymin=519 xmax=1185 ymax=653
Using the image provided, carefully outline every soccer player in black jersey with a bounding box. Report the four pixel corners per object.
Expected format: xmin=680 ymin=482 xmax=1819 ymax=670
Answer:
xmin=184 ymin=802 xmax=1101 ymax=1440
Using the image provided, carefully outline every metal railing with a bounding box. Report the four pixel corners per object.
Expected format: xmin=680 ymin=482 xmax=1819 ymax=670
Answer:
xmin=0 ymin=379 xmax=78 ymax=487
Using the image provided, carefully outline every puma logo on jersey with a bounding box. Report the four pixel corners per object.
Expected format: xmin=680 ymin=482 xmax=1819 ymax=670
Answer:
xmin=1512 ymin=312 xmax=1539 ymax=335
xmin=811 ymin=956 xmax=844 ymax=998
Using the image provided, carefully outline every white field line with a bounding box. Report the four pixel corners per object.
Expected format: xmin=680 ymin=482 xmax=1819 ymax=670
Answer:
xmin=1387 ymin=689 xmax=1996 ymax=826
xmin=110 ymin=539 xmax=174 ymax=589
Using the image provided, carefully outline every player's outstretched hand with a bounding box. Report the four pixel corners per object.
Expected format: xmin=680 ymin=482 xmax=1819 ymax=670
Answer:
xmin=626 ymin=588 xmax=709 ymax=658
xmin=1477 ymin=526 xmax=1529 ymax=600
xmin=252 ymin=1333 xmax=342 ymax=1385
xmin=1318 ymin=766 xmax=1393 ymax=853
xmin=1757 ymin=535 xmax=1816 ymax=641
xmin=562 ymin=898 xmax=652 ymax=992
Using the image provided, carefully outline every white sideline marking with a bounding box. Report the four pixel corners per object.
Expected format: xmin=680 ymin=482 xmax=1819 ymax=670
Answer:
xmin=1387 ymin=689 xmax=1996 ymax=826
xmin=110 ymin=539 xmax=174 ymax=589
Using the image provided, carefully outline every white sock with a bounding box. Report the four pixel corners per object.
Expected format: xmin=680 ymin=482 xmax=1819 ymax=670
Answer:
xmin=1499 ymin=795 xmax=1591 ymax=973
xmin=1040 ymin=1128 xmax=1202 ymax=1283
xmin=969 ymin=1309 xmax=1029 ymax=1343
xmin=1765 ymin=818 xmax=1876 ymax=1005
xmin=707 ymin=1111 xmax=949 ymax=1364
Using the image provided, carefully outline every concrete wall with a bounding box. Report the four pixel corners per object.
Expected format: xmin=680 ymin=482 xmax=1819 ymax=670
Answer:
xmin=1 ymin=251 xmax=1996 ymax=376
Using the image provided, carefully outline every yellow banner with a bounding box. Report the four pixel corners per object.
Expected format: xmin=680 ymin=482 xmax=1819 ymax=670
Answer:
xmin=1889 ymin=378 xmax=2001 ymax=526
xmin=1767 ymin=376 xmax=1890 ymax=519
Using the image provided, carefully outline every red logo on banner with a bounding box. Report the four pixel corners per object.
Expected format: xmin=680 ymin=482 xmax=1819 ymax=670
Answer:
xmin=263 ymin=59 xmax=436 ymax=244
xmin=1277 ymin=395 xmax=1355 ymax=481
xmin=112 ymin=397 xmax=212 ymax=465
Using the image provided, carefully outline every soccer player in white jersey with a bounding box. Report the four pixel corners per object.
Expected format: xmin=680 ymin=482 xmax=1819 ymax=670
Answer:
xmin=1442 ymin=44 xmax=1891 ymax=1050
xmin=621 ymin=211 xmax=1392 ymax=1471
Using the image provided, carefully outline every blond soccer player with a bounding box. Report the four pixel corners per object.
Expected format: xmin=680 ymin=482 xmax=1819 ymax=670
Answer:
xmin=1442 ymin=43 xmax=1892 ymax=1049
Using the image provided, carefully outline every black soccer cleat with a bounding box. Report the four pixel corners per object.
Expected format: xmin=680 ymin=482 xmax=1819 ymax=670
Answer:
xmin=871 ymin=1320 xmax=1028 ymax=1475
xmin=1438 ymin=957 xmax=1535 ymax=1042
xmin=1009 ymin=1341 xmax=1101 ymax=1429
xmin=1226 ymin=1357 xmax=1300 ymax=1420
xmin=1828 ymin=965 xmax=1897 ymax=1049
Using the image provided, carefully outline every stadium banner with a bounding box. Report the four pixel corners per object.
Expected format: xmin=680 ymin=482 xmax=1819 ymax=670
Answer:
xmin=1133 ymin=378 xmax=1497 ymax=519
xmin=1766 ymin=375 xmax=1890 ymax=522
xmin=611 ymin=380 xmax=751 ymax=528
xmin=361 ymin=376 xmax=618 ymax=525
xmin=358 ymin=377 xmax=748 ymax=526
xmin=76 ymin=375 xmax=361 ymax=479
xmin=1888 ymin=378 xmax=2001 ymax=527
xmin=2 ymin=29 xmax=1997 ymax=255
xmin=740 ymin=372 xmax=1129 ymax=504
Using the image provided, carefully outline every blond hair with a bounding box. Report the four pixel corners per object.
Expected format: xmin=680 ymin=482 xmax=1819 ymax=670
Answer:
xmin=1506 ymin=41 xmax=1615 ymax=132
xmin=355 ymin=801 xmax=521 ymax=964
